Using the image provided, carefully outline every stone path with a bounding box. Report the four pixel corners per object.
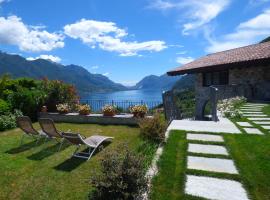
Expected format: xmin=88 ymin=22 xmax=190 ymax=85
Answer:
xmin=236 ymin=103 xmax=270 ymax=135
xmin=185 ymin=133 xmax=249 ymax=200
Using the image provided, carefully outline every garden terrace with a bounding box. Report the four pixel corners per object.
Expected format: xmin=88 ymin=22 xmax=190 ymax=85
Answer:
xmin=0 ymin=123 xmax=157 ymax=199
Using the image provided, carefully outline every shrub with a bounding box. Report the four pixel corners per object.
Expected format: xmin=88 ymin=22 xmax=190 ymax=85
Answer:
xmin=56 ymin=103 xmax=70 ymax=114
xmin=138 ymin=113 xmax=167 ymax=143
xmin=0 ymin=99 xmax=11 ymax=115
xmin=77 ymin=104 xmax=91 ymax=115
xmin=0 ymin=109 xmax=23 ymax=131
xmin=89 ymin=146 xmax=147 ymax=200
xmin=217 ymin=96 xmax=247 ymax=118
xmin=7 ymin=88 xmax=46 ymax=120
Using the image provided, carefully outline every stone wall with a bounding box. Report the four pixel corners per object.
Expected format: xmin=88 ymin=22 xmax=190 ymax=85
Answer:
xmin=39 ymin=113 xmax=142 ymax=126
xmin=194 ymin=65 xmax=270 ymax=120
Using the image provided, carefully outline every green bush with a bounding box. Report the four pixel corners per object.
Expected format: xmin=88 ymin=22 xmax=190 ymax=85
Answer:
xmin=138 ymin=113 xmax=167 ymax=143
xmin=7 ymin=88 xmax=46 ymax=120
xmin=0 ymin=99 xmax=11 ymax=115
xmin=0 ymin=109 xmax=23 ymax=131
xmin=90 ymin=146 xmax=147 ymax=200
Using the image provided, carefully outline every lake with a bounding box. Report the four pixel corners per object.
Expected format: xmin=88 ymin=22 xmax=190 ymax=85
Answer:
xmin=80 ymin=89 xmax=164 ymax=112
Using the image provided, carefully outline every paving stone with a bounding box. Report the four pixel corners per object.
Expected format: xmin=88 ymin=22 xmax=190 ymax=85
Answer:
xmin=253 ymin=121 xmax=270 ymax=125
xmin=240 ymin=108 xmax=262 ymax=111
xmin=241 ymin=111 xmax=263 ymax=114
xmin=187 ymin=156 xmax=238 ymax=174
xmin=188 ymin=144 xmax=228 ymax=155
xmin=248 ymin=117 xmax=270 ymax=121
xmin=187 ymin=133 xmax=224 ymax=142
xmin=236 ymin=122 xmax=253 ymax=127
xmin=185 ymin=175 xmax=249 ymax=200
xmin=242 ymin=114 xmax=267 ymax=117
xmin=262 ymin=125 xmax=270 ymax=130
xmin=243 ymin=128 xmax=264 ymax=135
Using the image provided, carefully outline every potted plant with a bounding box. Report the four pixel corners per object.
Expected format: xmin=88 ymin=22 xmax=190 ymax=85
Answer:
xmin=102 ymin=105 xmax=116 ymax=117
xmin=130 ymin=105 xmax=148 ymax=118
xmin=78 ymin=104 xmax=91 ymax=115
xmin=56 ymin=103 xmax=70 ymax=114
xmin=41 ymin=106 xmax=47 ymax=113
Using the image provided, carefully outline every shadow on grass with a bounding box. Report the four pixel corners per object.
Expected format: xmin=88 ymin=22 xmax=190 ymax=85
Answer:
xmin=5 ymin=140 xmax=43 ymax=154
xmin=54 ymin=157 xmax=87 ymax=172
xmin=54 ymin=142 xmax=112 ymax=172
xmin=27 ymin=142 xmax=70 ymax=161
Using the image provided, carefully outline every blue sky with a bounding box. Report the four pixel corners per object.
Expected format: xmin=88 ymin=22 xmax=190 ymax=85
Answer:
xmin=0 ymin=0 xmax=270 ymax=86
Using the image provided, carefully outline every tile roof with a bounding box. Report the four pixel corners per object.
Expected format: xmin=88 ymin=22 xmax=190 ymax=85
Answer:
xmin=167 ymin=41 xmax=270 ymax=76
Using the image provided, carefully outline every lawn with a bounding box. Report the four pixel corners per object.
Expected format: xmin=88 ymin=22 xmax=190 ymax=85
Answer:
xmin=150 ymin=130 xmax=270 ymax=200
xmin=0 ymin=123 xmax=157 ymax=200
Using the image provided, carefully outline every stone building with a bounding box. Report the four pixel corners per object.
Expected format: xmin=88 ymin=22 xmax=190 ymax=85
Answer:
xmin=167 ymin=41 xmax=270 ymax=120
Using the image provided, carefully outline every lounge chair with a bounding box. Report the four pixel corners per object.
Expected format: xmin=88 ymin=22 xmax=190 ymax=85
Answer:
xmin=61 ymin=132 xmax=113 ymax=160
xmin=16 ymin=116 xmax=47 ymax=145
xmin=38 ymin=118 xmax=65 ymax=151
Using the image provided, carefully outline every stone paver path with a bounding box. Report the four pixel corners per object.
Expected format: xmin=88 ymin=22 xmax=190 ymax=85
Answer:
xmin=262 ymin=125 xmax=270 ymax=130
xmin=187 ymin=133 xmax=224 ymax=142
xmin=243 ymin=128 xmax=264 ymax=135
xmin=253 ymin=121 xmax=270 ymax=125
xmin=188 ymin=156 xmax=238 ymax=174
xmin=247 ymin=117 xmax=270 ymax=121
xmin=242 ymin=114 xmax=267 ymax=117
xmin=236 ymin=122 xmax=253 ymax=127
xmin=188 ymin=144 xmax=228 ymax=155
xmin=185 ymin=175 xmax=249 ymax=200
xmin=185 ymin=133 xmax=249 ymax=199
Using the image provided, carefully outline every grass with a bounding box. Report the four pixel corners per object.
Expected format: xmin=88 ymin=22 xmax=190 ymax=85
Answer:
xmin=0 ymin=123 xmax=157 ymax=200
xmin=150 ymin=130 xmax=270 ymax=200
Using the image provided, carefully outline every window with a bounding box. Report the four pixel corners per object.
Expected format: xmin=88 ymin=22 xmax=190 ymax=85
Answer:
xmin=203 ymin=70 xmax=229 ymax=87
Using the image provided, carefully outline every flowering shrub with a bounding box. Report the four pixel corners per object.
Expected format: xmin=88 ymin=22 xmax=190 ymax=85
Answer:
xmin=102 ymin=105 xmax=116 ymax=116
xmin=130 ymin=105 xmax=148 ymax=117
xmin=217 ymin=96 xmax=247 ymax=118
xmin=77 ymin=104 xmax=91 ymax=115
xmin=56 ymin=103 xmax=70 ymax=114
xmin=0 ymin=109 xmax=23 ymax=131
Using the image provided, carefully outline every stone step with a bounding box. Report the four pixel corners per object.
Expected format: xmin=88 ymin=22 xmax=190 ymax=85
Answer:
xmin=243 ymin=128 xmax=264 ymax=135
xmin=188 ymin=143 xmax=229 ymax=156
xmin=185 ymin=175 xmax=249 ymax=200
xmin=187 ymin=156 xmax=238 ymax=174
xmin=236 ymin=122 xmax=253 ymax=127
xmin=187 ymin=133 xmax=224 ymax=142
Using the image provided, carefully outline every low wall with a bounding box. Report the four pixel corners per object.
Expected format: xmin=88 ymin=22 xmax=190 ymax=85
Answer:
xmin=39 ymin=112 xmax=145 ymax=125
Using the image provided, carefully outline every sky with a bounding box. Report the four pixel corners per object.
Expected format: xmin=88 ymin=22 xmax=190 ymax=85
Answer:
xmin=0 ymin=0 xmax=270 ymax=86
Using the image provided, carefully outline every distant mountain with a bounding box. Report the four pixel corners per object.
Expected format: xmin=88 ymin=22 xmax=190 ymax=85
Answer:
xmin=131 ymin=74 xmax=181 ymax=91
xmin=260 ymin=36 xmax=270 ymax=43
xmin=0 ymin=51 xmax=127 ymax=93
xmin=172 ymin=74 xmax=195 ymax=91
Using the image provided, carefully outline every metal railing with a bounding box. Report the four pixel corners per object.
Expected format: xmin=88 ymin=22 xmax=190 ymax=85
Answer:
xmin=80 ymin=99 xmax=162 ymax=113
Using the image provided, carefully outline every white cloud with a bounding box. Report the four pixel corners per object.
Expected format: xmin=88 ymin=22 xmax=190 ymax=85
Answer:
xmin=0 ymin=15 xmax=64 ymax=52
xmin=176 ymin=56 xmax=194 ymax=64
xmin=119 ymin=80 xmax=138 ymax=87
xmin=64 ymin=19 xmax=167 ymax=56
xmin=176 ymin=51 xmax=187 ymax=55
xmin=102 ymin=72 xmax=110 ymax=76
xmin=27 ymin=54 xmax=61 ymax=63
xmin=206 ymin=8 xmax=270 ymax=53
xmin=91 ymin=65 xmax=99 ymax=69
xmin=149 ymin=0 xmax=230 ymax=34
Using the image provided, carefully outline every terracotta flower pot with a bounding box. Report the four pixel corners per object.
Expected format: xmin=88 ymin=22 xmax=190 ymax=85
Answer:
xmin=41 ymin=106 xmax=47 ymax=113
xmin=133 ymin=112 xmax=145 ymax=118
xmin=79 ymin=110 xmax=90 ymax=115
xmin=59 ymin=110 xmax=69 ymax=114
xmin=103 ymin=111 xmax=115 ymax=117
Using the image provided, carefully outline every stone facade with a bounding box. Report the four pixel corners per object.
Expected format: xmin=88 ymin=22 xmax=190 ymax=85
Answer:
xmin=195 ymin=65 xmax=270 ymax=120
